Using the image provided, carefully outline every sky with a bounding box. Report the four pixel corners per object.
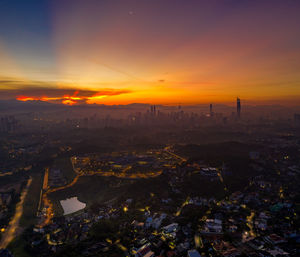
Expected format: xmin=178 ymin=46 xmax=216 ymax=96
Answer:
xmin=0 ymin=0 xmax=300 ymax=105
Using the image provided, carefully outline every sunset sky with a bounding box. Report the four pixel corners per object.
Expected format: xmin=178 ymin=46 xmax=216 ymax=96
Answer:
xmin=0 ymin=0 xmax=299 ymax=105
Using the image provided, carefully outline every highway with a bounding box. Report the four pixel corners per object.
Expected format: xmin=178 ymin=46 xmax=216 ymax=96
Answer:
xmin=0 ymin=177 xmax=32 ymax=249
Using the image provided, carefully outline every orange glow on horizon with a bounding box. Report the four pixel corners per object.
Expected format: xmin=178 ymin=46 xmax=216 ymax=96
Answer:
xmin=17 ymin=94 xmax=86 ymax=105
xmin=62 ymin=99 xmax=77 ymax=105
xmin=16 ymin=89 xmax=133 ymax=105
xmin=17 ymin=95 xmax=62 ymax=102
xmin=17 ymin=96 xmax=40 ymax=102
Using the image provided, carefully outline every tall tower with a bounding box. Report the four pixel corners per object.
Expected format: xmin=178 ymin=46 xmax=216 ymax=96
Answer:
xmin=237 ymin=97 xmax=241 ymax=118
xmin=210 ymin=104 xmax=213 ymax=116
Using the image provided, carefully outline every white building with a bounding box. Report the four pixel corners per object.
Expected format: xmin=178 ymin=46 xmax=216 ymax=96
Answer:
xmin=187 ymin=249 xmax=202 ymax=257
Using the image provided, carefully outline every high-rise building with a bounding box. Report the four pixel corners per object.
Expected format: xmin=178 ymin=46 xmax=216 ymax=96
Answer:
xmin=294 ymin=114 xmax=300 ymax=126
xmin=237 ymin=98 xmax=241 ymax=118
xmin=210 ymin=104 xmax=213 ymax=116
xmin=150 ymin=105 xmax=156 ymax=116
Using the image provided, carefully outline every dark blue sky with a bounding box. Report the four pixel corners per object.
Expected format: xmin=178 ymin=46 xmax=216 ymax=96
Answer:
xmin=0 ymin=0 xmax=53 ymax=64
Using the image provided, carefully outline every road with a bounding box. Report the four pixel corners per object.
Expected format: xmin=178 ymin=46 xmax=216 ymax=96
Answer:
xmin=164 ymin=146 xmax=187 ymax=162
xmin=42 ymin=167 xmax=49 ymax=190
xmin=47 ymin=174 xmax=80 ymax=193
xmin=0 ymin=172 xmax=13 ymax=177
xmin=0 ymin=177 xmax=32 ymax=249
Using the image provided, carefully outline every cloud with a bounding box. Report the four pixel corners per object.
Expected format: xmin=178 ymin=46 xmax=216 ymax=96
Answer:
xmin=0 ymin=80 xmax=21 ymax=84
xmin=0 ymin=79 xmax=132 ymax=105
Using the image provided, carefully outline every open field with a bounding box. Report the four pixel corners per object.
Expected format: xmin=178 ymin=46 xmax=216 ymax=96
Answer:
xmin=48 ymin=176 xmax=129 ymax=215
xmin=53 ymin=158 xmax=77 ymax=185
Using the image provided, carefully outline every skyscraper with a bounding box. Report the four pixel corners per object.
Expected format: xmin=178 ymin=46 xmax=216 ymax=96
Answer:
xmin=150 ymin=105 xmax=156 ymax=116
xmin=237 ymin=98 xmax=241 ymax=118
xmin=210 ymin=104 xmax=213 ymax=116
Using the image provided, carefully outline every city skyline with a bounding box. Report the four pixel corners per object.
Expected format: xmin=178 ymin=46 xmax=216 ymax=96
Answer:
xmin=1 ymin=0 xmax=300 ymax=105
xmin=1 ymin=2 xmax=300 ymax=256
